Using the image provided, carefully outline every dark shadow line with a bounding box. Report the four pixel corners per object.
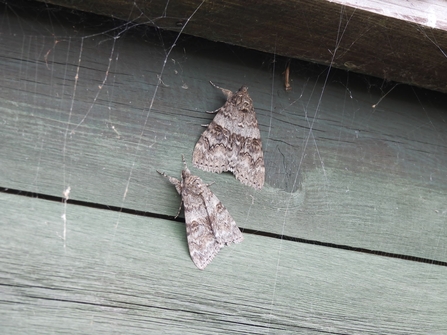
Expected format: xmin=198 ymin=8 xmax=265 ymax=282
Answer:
xmin=0 ymin=186 xmax=183 ymax=223
xmin=2 ymin=186 xmax=446 ymax=267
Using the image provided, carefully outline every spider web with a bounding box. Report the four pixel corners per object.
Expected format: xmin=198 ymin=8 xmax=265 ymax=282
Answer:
xmin=1 ymin=1 xmax=446 ymax=334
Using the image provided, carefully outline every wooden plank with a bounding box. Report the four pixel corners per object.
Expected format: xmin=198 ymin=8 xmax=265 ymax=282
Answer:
xmin=1 ymin=3 xmax=447 ymax=262
xmin=1 ymin=193 xmax=445 ymax=334
xmin=30 ymin=0 xmax=447 ymax=94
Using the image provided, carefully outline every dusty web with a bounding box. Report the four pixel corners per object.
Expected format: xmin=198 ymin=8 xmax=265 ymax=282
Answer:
xmin=3 ymin=1 xmax=206 ymax=237
xmin=2 ymin=0 xmax=447 ymax=333
xmin=263 ymin=5 xmax=447 ymax=331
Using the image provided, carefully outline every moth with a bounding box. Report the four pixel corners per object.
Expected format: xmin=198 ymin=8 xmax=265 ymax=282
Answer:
xmin=193 ymin=82 xmax=265 ymax=189
xmin=157 ymin=156 xmax=243 ymax=270
xmin=283 ymin=60 xmax=292 ymax=91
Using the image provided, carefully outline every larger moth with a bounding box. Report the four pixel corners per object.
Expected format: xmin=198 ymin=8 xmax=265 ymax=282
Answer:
xmin=193 ymin=82 xmax=265 ymax=189
xmin=157 ymin=156 xmax=243 ymax=270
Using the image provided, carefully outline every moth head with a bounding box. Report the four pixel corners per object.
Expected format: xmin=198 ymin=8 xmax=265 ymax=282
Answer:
xmin=181 ymin=154 xmax=192 ymax=180
xmin=184 ymin=175 xmax=204 ymax=196
xmin=181 ymin=166 xmax=191 ymax=180
xmin=235 ymin=86 xmax=253 ymax=113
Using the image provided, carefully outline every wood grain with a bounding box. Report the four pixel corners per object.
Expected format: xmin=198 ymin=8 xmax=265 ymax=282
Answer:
xmin=32 ymin=0 xmax=447 ymax=94
xmin=2 ymin=4 xmax=447 ymax=334
xmin=1 ymin=193 xmax=445 ymax=334
xmin=1 ymin=4 xmax=447 ymax=263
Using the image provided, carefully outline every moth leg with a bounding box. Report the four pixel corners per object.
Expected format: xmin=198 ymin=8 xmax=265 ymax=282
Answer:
xmin=181 ymin=154 xmax=188 ymax=168
xmin=209 ymin=80 xmax=232 ymax=99
xmin=157 ymin=169 xmax=183 ymax=212
xmin=174 ymin=200 xmax=183 ymax=219
xmin=156 ymin=170 xmax=178 ymax=185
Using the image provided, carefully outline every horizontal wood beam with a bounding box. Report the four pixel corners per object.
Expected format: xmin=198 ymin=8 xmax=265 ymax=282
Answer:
xmin=35 ymin=0 xmax=447 ymax=94
xmin=2 ymin=2 xmax=447 ymax=262
xmin=2 ymin=4 xmax=447 ymax=333
xmin=1 ymin=193 xmax=445 ymax=334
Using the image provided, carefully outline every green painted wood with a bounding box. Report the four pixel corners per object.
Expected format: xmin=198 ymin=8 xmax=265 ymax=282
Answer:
xmin=1 ymin=4 xmax=447 ymax=263
xmin=1 ymin=193 xmax=445 ymax=334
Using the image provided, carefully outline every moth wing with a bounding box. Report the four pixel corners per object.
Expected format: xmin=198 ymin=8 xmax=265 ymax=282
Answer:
xmin=232 ymin=137 xmax=265 ymax=190
xmin=202 ymin=186 xmax=244 ymax=245
xmin=192 ymin=120 xmax=233 ymax=173
xmin=183 ymin=193 xmax=221 ymax=270
xmin=193 ymin=85 xmax=265 ymax=190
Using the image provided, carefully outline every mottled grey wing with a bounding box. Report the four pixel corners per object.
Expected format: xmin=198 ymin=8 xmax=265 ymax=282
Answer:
xmin=192 ymin=121 xmax=233 ymax=173
xmin=201 ymin=186 xmax=243 ymax=245
xmin=193 ymin=85 xmax=265 ymax=189
xmin=230 ymin=136 xmax=265 ymax=190
xmin=183 ymin=192 xmax=221 ymax=270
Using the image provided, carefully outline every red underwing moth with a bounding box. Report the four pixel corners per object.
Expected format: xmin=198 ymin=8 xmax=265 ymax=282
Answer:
xmin=157 ymin=155 xmax=243 ymax=270
xmin=192 ymin=82 xmax=265 ymax=189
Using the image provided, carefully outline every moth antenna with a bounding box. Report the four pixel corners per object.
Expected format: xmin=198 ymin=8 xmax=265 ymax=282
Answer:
xmin=209 ymin=80 xmax=232 ymax=98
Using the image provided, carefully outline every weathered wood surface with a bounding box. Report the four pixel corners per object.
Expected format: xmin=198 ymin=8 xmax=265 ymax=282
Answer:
xmin=1 ymin=193 xmax=446 ymax=334
xmin=34 ymin=0 xmax=447 ymax=94
xmin=1 ymin=3 xmax=447 ymax=262
xmin=1 ymin=4 xmax=447 ymax=333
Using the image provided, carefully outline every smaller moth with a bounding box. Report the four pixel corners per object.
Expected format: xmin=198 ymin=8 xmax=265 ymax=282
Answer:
xmin=283 ymin=61 xmax=292 ymax=91
xmin=157 ymin=156 xmax=243 ymax=270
